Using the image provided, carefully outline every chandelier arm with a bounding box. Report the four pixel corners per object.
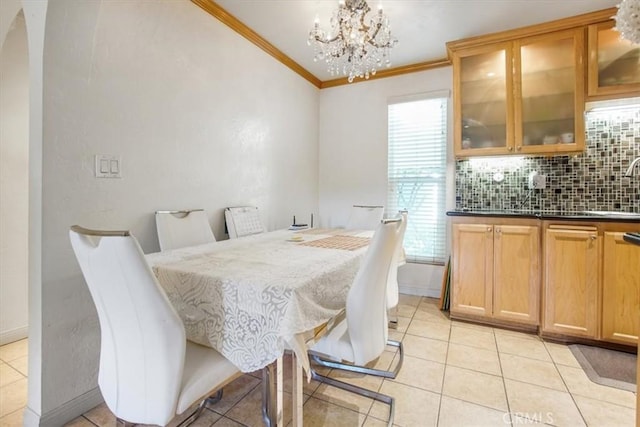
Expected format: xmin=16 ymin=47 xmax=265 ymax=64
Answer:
xmin=368 ymin=22 xmax=382 ymax=44
xmin=313 ymin=34 xmax=343 ymax=45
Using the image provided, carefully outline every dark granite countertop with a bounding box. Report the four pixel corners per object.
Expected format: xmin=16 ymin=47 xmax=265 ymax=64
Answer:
xmin=623 ymin=233 xmax=640 ymax=246
xmin=447 ymin=209 xmax=640 ymax=223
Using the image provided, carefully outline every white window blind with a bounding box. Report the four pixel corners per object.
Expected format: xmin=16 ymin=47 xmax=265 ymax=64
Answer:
xmin=387 ymin=95 xmax=448 ymax=264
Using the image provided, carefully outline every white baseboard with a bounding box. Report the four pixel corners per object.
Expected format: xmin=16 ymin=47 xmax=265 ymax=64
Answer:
xmin=398 ymin=284 xmax=441 ymax=299
xmin=0 ymin=326 xmax=28 ymax=345
xmin=23 ymin=406 xmax=40 ymax=427
xmin=31 ymin=387 xmax=103 ymax=427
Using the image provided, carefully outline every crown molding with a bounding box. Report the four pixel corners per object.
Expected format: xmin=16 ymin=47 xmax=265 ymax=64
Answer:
xmin=447 ymin=7 xmax=617 ymax=55
xmin=191 ymin=0 xmax=449 ymax=89
xmin=191 ymin=0 xmax=323 ymax=88
xmin=320 ymin=58 xmax=451 ymax=89
xmin=193 ymin=1 xmax=613 ymax=89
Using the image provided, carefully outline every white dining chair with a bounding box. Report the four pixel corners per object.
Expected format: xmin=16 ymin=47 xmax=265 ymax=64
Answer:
xmin=155 ymin=209 xmax=216 ymax=251
xmin=387 ymin=210 xmax=408 ymax=328
xmin=345 ymin=204 xmax=385 ymax=230
xmin=308 ymin=215 xmax=405 ymax=426
xmin=224 ymin=206 xmax=265 ymax=238
xmin=69 ymin=225 xmax=240 ymax=427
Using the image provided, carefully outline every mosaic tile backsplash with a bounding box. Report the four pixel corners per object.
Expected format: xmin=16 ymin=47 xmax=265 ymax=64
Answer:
xmin=455 ymin=106 xmax=640 ymax=213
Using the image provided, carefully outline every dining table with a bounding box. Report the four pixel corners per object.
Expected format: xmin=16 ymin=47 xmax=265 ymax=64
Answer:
xmin=145 ymin=227 xmax=372 ymax=426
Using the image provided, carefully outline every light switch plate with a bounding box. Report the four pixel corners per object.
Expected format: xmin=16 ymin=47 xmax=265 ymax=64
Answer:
xmin=95 ymin=155 xmax=122 ymax=178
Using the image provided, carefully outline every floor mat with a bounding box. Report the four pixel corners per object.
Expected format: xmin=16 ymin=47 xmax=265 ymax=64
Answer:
xmin=569 ymin=344 xmax=636 ymax=392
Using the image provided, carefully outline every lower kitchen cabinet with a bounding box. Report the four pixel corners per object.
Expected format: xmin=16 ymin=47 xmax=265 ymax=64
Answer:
xmin=542 ymin=226 xmax=599 ymax=338
xmin=451 ymin=218 xmax=540 ymax=326
xmin=450 ymin=214 xmax=639 ymax=344
xmin=601 ymin=232 xmax=640 ymax=345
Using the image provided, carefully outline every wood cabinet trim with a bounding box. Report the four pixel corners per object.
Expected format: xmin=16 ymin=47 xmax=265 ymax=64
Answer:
xmin=446 ymin=8 xmax=616 ymax=56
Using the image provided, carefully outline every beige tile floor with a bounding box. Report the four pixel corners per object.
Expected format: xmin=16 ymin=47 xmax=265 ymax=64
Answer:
xmin=0 ymin=338 xmax=28 ymax=426
xmin=1 ymin=296 xmax=637 ymax=426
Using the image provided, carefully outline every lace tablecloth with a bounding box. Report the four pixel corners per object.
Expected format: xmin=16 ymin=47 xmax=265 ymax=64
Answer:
xmin=146 ymin=229 xmax=368 ymax=373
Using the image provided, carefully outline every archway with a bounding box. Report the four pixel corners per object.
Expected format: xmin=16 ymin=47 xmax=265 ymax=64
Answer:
xmin=0 ymin=9 xmax=29 ymax=346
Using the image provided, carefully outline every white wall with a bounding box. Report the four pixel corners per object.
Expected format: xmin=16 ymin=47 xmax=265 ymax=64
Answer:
xmin=0 ymin=11 xmax=29 ymax=344
xmin=318 ymin=69 xmax=455 ymax=297
xmin=35 ymin=0 xmax=319 ymax=422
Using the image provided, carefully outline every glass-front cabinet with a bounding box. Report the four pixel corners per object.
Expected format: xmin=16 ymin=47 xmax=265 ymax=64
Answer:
xmin=588 ymin=20 xmax=640 ymax=99
xmin=452 ymin=28 xmax=585 ymax=157
xmin=516 ymin=29 xmax=585 ymax=155
xmin=454 ymin=43 xmax=513 ymax=155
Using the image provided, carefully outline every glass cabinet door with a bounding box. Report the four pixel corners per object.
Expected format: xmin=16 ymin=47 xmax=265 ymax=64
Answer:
xmin=516 ymin=29 xmax=584 ymax=153
xmin=454 ymin=43 xmax=513 ymax=155
xmin=588 ymin=20 xmax=640 ymax=98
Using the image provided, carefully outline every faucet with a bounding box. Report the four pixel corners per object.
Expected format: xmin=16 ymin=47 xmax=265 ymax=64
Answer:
xmin=625 ymin=157 xmax=640 ymax=177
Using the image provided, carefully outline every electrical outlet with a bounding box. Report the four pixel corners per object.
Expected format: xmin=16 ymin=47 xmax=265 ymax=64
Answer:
xmin=528 ymin=171 xmax=546 ymax=189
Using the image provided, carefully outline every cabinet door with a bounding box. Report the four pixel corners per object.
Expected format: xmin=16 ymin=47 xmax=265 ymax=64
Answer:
xmin=453 ymin=42 xmax=514 ymax=157
xmin=451 ymin=224 xmax=493 ymax=317
xmin=493 ymin=225 xmax=540 ymax=324
xmin=515 ymin=29 xmax=585 ymax=155
xmin=601 ymin=232 xmax=640 ymax=345
xmin=543 ymin=228 xmax=599 ymax=338
xmin=588 ymin=20 xmax=640 ymax=99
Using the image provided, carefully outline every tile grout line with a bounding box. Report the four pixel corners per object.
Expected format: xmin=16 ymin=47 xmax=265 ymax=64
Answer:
xmin=543 ymin=342 xmax=591 ymax=426
xmin=494 ymin=328 xmax=514 ymax=427
xmin=434 ymin=301 xmax=452 ymax=427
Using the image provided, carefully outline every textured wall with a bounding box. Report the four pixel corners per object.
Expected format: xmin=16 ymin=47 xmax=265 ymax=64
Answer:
xmin=455 ymin=107 xmax=640 ymax=212
xmin=40 ymin=0 xmax=319 ymax=416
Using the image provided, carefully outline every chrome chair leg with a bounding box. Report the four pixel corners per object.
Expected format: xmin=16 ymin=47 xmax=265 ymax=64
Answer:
xmin=206 ymin=389 xmax=224 ymax=405
xmin=388 ymin=306 xmax=399 ymax=329
xmin=310 ymin=367 xmax=395 ymax=427
xmin=174 ymin=389 xmax=224 ymax=427
xmin=310 ymin=339 xmax=404 ymax=379
xmin=261 ymin=362 xmax=277 ymax=427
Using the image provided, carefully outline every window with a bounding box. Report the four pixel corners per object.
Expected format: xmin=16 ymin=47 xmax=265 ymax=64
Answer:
xmin=387 ymin=94 xmax=448 ymax=264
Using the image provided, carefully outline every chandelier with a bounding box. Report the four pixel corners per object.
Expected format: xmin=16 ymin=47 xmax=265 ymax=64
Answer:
xmin=308 ymin=0 xmax=398 ymax=82
xmin=614 ymin=0 xmax=640 ymax=44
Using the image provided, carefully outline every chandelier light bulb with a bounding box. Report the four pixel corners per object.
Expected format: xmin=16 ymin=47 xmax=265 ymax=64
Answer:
xmin=614 ymin=0 xmax=640 ymax=44
xmin=308 ymin=0 xmax=398 ymax=82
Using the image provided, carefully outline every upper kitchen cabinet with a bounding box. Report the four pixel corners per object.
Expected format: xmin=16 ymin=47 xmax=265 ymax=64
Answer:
xmin=450 ymin=28 xmax=585 ymax=157
xmin=452 ymin=43 xmax=514 ymax=156
xmin=588 ymin=20 xmax=640 ymax=100
xmin=516 ymin=29 xmax=585 ymax=156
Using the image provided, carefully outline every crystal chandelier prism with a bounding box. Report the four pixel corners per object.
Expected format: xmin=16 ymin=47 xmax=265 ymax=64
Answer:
xmin=614 ymin=0 xmax=640 ymax=44
xmin=308 ymin=0 xmax=398 ymax=82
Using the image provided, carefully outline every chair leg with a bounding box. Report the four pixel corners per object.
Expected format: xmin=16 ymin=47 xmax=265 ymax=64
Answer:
xmin=388 ymin=305 xmax=399 ymax=329
xmin=114 ymin=389 xmax=224 ymax=427
xmin=206 ymin=389 xmax=224 ymax=405
xmin=261 ymin=362 xmax=277 ymax=427
xmin=310 ymin=368 xmax=395 ymax=427
xmin=310 ymin=339 xmax=404 ymax=379
xmin=176 ymin=389 xmax=224 ymax=427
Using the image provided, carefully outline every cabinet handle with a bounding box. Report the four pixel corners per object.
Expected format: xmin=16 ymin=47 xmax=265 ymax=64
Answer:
xmin=507 ymin=147 xmax=513 ymax=152
xmin=487 ymin=227 xmax=492 ymax=232
xmin=590 ymin=235 xmax=597 ymax=240
xmin=516 ymin=146 xmax=522 ymax=151
xmin=496 ymin=227 xmax=501 ymax=234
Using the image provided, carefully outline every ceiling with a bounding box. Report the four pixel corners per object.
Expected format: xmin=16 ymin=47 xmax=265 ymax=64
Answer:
xmin=212 ymin=0 xmax=621 ymax=83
